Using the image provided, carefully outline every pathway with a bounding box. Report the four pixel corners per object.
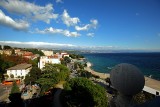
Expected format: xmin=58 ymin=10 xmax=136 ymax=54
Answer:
xmin=53 ymin=84 xmax=63 ymax=107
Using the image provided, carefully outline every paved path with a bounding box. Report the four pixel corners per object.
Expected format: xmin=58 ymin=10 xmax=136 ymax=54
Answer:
xmin=53 ymin=89 xmax=62 ymax=107
xmin=53 ymin=83 xmax=63 ymax=107
xmin=0 ymin=84 xmax=12 ymax=102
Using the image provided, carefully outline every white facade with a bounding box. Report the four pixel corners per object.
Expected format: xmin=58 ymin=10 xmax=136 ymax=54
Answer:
xmin=143 ymin=86 xmax=160 ymax=96
xmin=56 ymin=52 xmax=69 ymax=58
xmin=6 ymin=63 xmax=32 ymax=80
xmin=41 ymin=50 xmax=53 ymax=56
xmin=63 ymin=54 xmax=69 ymax=58
xmin=39 ymin=56 xmax=61 ymax=69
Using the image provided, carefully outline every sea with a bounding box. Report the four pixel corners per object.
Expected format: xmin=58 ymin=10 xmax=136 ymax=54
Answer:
xmin=82 ymin=53 xmax=160 ymax=80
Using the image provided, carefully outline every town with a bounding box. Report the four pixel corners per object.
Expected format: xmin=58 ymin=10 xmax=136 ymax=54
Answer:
xmin=0 ymin=45 xmax=160 ymax=107
xmin=0 ymin=45 xmax=108 ymax=107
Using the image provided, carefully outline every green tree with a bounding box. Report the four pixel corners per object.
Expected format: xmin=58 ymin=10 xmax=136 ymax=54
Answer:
xmin=62 ymin=78 xmax=108 ymax=107
xmin=11 ymin=81 xmax=20 ymax=94
xmin=10 ymin=74 xmax=14 ymax=78
xmin=12 ymin=49 xmax=15 ymax=55
xmin=24 ymin=67 xmax=42 ymax=85
xmin=36 ymin=64 xmax=70 ymax=94
xmin=70 ymin=54 xmax=84 ymax=59
xmin=29 ymin=58 xmax=39 ymax=67
xmin=78 ymin=70 xmax=92 ymax=78
xmin=64 ymin=57 xmax=71 ymax=63
xmin=4 ymin=45 xmax=12 ymax=49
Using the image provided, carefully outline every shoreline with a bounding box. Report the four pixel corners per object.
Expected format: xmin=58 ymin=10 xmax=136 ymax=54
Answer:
xmin=84 ymin=62 xmax=160 ymax=92
xmin=84 ymin=62 xmax=110 ymax=79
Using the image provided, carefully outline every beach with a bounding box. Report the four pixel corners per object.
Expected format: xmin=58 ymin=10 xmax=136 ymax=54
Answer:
xmin=84 ymin=62 xmax=110 ymax=79
xmin=85 ymin=62 xmax=160 ymax=95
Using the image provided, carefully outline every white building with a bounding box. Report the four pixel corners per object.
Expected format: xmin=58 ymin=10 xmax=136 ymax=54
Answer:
xmin=6 ymin=63 xmax=32 ymax=80
xmin=56 ymin=52 xmax=70 ymax=59
xmin=38 ymin=56 xmax=61 ymax=69
xmin=41 ymin=50 xmax=53 ymax=56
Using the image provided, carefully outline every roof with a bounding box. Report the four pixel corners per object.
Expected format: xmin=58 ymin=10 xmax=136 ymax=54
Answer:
xmin=7 ymin=63 xmax=32 ymax=70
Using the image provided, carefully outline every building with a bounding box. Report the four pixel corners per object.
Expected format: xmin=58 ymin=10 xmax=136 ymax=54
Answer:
xmin=1 ymin=49 xmax=12 ymax=55
xmin=38 ymin=56 xmax=61 ymax=69
xmin=56 ymin=52 xmax=70 ymax=59
xmin=41 ymin=50 xmax=53 ymax=56
xmin=23 ymin=52 xmax=34 ymax=59
xmin=6 ymin=63 xmax=32 ymax=80
xmin=14 ymin=49 xmax=21 ymax=53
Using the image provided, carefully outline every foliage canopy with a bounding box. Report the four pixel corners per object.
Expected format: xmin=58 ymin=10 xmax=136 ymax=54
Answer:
xmin=62 ymin=78 xmax=108 ymax=107
xmin=11 ymin=81 xmax=20 ymax=94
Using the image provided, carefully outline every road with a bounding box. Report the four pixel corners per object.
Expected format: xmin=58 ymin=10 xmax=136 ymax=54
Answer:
xmin=0 ymin=84 xmax=12 ymax=102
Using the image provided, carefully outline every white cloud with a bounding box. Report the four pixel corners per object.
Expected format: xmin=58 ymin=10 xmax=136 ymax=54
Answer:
xmin=0 ymin=41 xmax=76 ymax=49
xmin=1 ymin=41 xmax=154 ymax=52
xmin=35 ymin=27 xmax=81 ymax=37
xmin=87 ymin=33 xmax=94 ymax=37
xmin=56 ymin=0 xmax=63 ymax=3
xmin=75 ymin=24 xmax=90 ymax=31
xmin=0 ymin=9 xmax=29 ymax=30
xmin=75 ymin=19 xmax=98 ymax=31
xmin=90 ymin=19 xmax=98 ymax=29
xmin=62 ymin=9 xmax=80 ymax=26
xmin=0 ymin=0 xmax=58 ymax=24
xmin=0 ymin=41 xmax=122 ymax=51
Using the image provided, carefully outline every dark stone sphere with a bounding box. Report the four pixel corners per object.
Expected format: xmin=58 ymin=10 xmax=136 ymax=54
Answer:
xmin=110 ymin=63 xmax=145 ymax=95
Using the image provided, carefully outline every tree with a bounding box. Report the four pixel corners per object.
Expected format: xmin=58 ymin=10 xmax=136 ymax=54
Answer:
xmin=3 ymin=45 xmax=12 ymax=49
xmin=12 ymin=49 xmax=15 ymax=55
xmin=62 ymin=78 xmax=108 ymax=107
xmin=36 ymin=64 xmax=70 ymax=94
xmin=29 ymin=58 xmax=39 ymax=67
xmin=4 ymin=74 xmax=9 ymax=79
xmin=78 ymin=70 xmax=92 ymax=78
xmin=24 ymin=67 xmax=42 ymax=85
xmin=11 ymin=81 xmax=20 ymax=94
xmin=105 ymin=77 xmax=111 ymax=88
xmin=10 ymin=74 xmax=14 ymax=78
xmin=69 ymin=54 xmax=84 ymax=59
xmin=64 ymin=56 xmax=71 ymax=63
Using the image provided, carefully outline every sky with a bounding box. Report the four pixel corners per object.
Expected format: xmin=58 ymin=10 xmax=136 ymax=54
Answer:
xmin=0 ymin=0 xmax=160 ymax=51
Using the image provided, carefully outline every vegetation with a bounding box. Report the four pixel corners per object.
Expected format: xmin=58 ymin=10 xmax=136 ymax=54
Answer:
xmin=133 ymin=91 xmax=155 ymax=104
xmin=77 ymin=69 xmax=92 ymax=78
xmin=10 ymin=81 xmax=20 ymax=94
xmin=69 ymin=54 xmax=84 ymax=59
xmin=10 ymin=74 xmax=14 ymax=78
xmin=74 ymin=62 xmax=85 ymax=70
xmin=61 ymin=56 xmax=71 ymax=65
xmin=29 ymin=58 xmax=39 ymax=67
xmin=24 ymin=67 xmax=42 ymax=85
xmin=61 ymin=78 xmax=108 ymax=107
xmin=36 ymin=64 xmax=70 ymax=95
xmin=0 ymin=53 xmax=39 ymax=81
xmin=0 ymin=54 xmax=30 ymax=78
xmin=3 ymin=45 xmax=12 ymax=49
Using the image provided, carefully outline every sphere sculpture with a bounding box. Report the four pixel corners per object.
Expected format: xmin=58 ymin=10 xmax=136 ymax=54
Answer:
xmin=110 ymin=63 xmax=145 ymax=96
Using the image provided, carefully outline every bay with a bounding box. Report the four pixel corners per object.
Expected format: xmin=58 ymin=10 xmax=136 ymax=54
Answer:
xmin=82 ymin=53 xmax=160 ymax=80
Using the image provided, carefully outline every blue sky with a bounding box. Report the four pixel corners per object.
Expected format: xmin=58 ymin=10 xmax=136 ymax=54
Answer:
xmin=0 ymin=0 xmax=160 ymax=51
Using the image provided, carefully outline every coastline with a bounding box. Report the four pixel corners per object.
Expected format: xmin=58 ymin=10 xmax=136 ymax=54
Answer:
xmin=84 ymin=62 xmax=160 ymax=93
xmin=84 ymin=62 xmax=110 ymax=79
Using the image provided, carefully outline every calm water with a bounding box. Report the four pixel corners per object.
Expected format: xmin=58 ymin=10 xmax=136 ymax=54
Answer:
xmin=82 ymin=53 xmax=160 ymax=80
